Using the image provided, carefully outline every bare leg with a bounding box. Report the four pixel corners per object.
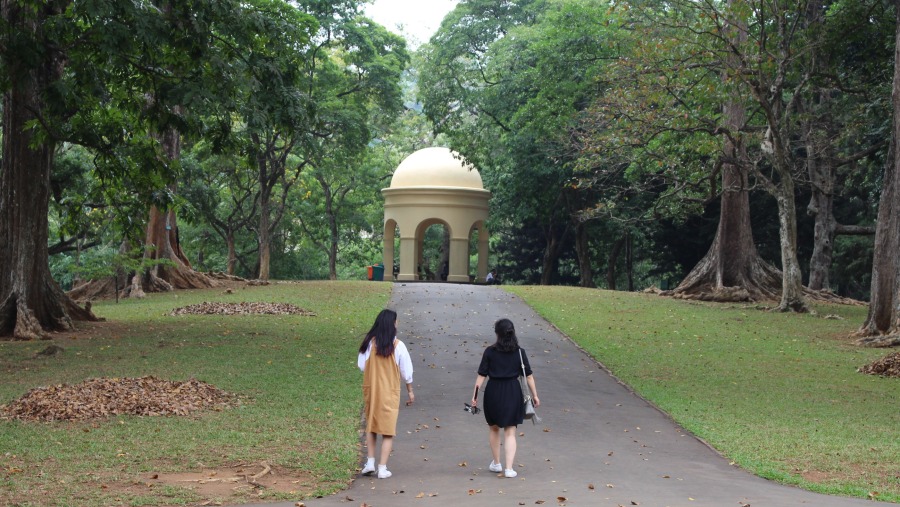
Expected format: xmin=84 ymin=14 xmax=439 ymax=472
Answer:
xmin=503 ymin=426 xmax=517 ymax=470
xmin=366 ymin=432 xmax=377 ymax=460
xmin=380 ymin=435 xmax=394 ymax=466
xmin=489 ymin=425 xmax=501 ymax=465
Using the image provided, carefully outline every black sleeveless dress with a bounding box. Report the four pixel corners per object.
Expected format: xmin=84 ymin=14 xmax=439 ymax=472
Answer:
xmin=478 ymin=346 xmax=532 ymax=427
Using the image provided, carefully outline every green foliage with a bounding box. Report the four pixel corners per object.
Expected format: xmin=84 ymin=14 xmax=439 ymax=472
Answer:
xmin=419 ymin=0 xmax=621 ymax=284
xmin=509 ymin=286 xmax=900 ymax=501
xmin=71 ymin=245 xmax=176 ymax=285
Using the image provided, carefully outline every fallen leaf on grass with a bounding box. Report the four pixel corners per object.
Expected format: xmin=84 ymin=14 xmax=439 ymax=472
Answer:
xmin=0 ymin=376 xmax=235 ymax=422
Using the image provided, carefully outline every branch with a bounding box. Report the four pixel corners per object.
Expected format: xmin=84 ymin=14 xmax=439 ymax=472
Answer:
xmin=835 ymin=141 xmax=889 ymax=167
xmin=835 ymin=224 xmax=876 ymax=236
xmin=48 ymin=238 xmax=101 ymax=256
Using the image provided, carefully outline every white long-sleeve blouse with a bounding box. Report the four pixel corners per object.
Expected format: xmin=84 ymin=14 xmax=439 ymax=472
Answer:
xmin=357 ymin=338 xmax=414 ymax=385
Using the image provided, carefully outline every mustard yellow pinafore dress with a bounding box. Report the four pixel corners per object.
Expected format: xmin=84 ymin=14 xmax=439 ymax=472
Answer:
xmin=362 ymin=339 xmax=400 ymax=436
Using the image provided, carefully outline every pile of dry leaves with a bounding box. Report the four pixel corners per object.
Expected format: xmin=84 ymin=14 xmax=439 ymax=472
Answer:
xmin=859 ymin=351 xmax=900 ymax=378
xmin=0 ymin=376 xmax=235 ymax=422
xmin=170 ymin=301 xmax=316 ymax=316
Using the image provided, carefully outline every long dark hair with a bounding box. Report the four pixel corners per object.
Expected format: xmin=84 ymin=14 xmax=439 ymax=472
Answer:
xmin=359 ymin=309 xmax=397 ymax=357
xmin=491 ymin=318 xmax=519 ymax=352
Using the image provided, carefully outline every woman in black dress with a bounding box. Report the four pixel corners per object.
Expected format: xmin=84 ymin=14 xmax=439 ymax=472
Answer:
xmin=470 ymin=318 xmax=540 ymax=478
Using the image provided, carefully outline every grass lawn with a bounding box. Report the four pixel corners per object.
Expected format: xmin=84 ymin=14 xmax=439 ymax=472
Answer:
xmin=506 ymin=285 xmax=900 ymax=503
xmin=0 ymin=281 xmax=392 ymax=506
xmin=1 ymin=282 xmax=897 ymax=505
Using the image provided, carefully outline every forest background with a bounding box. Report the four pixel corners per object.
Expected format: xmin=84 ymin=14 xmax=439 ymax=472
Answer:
xmin=1 ymin=0 xmax=900 ymax=342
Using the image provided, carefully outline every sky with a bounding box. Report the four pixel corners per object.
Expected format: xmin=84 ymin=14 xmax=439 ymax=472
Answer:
xmin=364 ymin=0 xmax=459 ymax=48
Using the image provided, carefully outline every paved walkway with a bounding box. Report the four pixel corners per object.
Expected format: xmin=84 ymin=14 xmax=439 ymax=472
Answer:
xmin=249 ymin=283 xmax=892 ymax=507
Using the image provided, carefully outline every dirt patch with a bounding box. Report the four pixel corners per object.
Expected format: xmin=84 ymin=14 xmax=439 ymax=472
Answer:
xmin=800 ymin=470 xmax=829 ymax=483
xmin=170 ymin=302 xmax=316 ymax=317
xmin=134 ymin=462 xmax=316 ymax=503
xmin=0 ymin=376 xmax=235 ymax=421
xmin=859 ymin=351 xmax=900 ymax=378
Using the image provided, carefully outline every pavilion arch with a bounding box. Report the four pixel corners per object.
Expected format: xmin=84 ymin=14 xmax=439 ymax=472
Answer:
xmin=382 ymin=147 xmax=490 ymax=283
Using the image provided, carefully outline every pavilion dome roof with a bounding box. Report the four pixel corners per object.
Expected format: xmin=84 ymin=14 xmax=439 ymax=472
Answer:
xmin=389 ymin=147 xmax=484 ymax=189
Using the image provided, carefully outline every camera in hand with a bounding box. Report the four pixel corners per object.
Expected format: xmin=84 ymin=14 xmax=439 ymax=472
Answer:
xmin=464 ymin=403 xmax=480 ymax=415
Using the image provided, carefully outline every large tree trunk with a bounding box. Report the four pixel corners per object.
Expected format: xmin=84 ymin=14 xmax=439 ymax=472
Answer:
xmin=606 ymin=234 xmax=626 ymax=291
xmin=253 ymin=138 xmax=279 ymax=282
xmin=574 ymin=222 xmax=595 ymax=288
xmin=625 ymin=230 xmax=634 ymax=292
xmin=670 ymin=39 xmax=782 ymax=303
xmin=143 ymin=203 xmax=215 ymax=290
xmin=671 ymin=174 xmax=782 ymax=303
xmin=804 ymin=0 xmax=837 ymax=292
xmin=141 ymin=127 xmax=214 ymax=291
xmin=0 ymin=0 xmax=97 ymax=340
xmin=540 ymin=225 xmax=564 ymax=286
xmin=855 ymin=2 xmax=900 ymax=345
xmin=226 ymin=229 xmax=237 ymax=276
xmin=257 ymin=182 xmax=272 ymax=281
xmin=806 ymin=145 xmax=837 ymax=291
xmin=773 ymin=178 xmax=808 ymax=312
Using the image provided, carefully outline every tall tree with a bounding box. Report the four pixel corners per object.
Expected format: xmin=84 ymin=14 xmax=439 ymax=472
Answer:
xmin=0 ymin=1 xmax=97 ymax=339
xmin=235 ymin=1 xmax=407 ymax=280
xmin=671 ymin=1 xmax=782 ymax=302
xmin=856 ymin=0 xmax=900 ymax=345
xmin=420 ymin=0 xmax=613 ymax=286
xmin=0 ymin=0 xmax=312 ymax=338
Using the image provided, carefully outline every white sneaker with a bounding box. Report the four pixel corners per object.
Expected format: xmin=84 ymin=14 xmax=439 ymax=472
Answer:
xmin=377 ymin=467 xmax=392 ymax=479
xmin=360 ymin=462 xmax=376 ymax=475
xmin=489 ymin=461 xmax=502 ymax=473
xmin=504 ymin=469 xmax=517 ymax=478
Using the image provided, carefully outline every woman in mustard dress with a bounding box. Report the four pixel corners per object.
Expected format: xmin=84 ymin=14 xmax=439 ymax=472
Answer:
xmin=357 ymin=309 xmax=414 ymax=479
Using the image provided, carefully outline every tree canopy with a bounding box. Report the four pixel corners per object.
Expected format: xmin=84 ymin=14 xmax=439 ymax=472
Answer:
xmin=3 ymin=0 xmax=898 ymax=341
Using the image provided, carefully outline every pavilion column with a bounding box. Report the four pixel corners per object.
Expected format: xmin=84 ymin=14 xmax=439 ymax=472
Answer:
xmin=383 ymin=223 xmax=395 ymax=282
xmin=477 ymin=223 xmax=489 ymax=282
xmin=447 ymin=237 xmax=470 ymax=283
xmin=397 ymin=236 xmax=417 ymax=281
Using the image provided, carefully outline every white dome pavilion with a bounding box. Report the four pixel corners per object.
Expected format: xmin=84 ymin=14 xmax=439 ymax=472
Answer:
xmin=389 ymin=147 xmax=484 ymax=189
xmin=381 ymin=147 xmax=490 ymax=283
